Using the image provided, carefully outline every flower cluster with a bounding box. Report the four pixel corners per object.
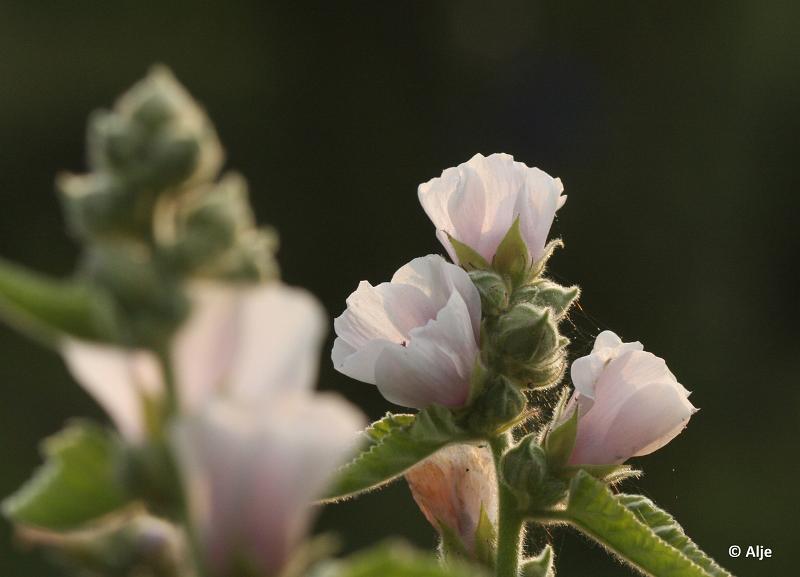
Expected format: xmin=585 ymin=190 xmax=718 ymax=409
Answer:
xmin=332 ymin=152 xmax=697 ymax=558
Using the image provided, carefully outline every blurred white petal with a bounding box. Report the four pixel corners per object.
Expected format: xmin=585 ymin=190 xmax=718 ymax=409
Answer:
xmin=61 ymin=340 xmax=163 ymax=443
xmin=173 ymin=393 xmax=365 ymax=576
xmin=173 ymin=283 xmax=327 ymax=409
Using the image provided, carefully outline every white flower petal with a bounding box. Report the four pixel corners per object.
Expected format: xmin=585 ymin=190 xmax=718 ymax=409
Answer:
xmin=374 ymin=292 xmax=479 ymax=409
xmin=61 ymin=340 xmax=162 ymax=443
xmin=333 ymin=256 xmax=480 ymax=408
xmin=227 ymin=285 xmax=327 ymax=400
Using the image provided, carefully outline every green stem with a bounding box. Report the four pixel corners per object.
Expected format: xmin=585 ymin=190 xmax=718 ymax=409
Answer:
xmin=490 ymin=433 xmax=524 ymax=577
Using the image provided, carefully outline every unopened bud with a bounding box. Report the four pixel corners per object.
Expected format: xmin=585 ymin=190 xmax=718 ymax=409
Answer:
xmin=511 ymin=280 xmax=579 ymax=318
xmin=495 ymin=304 xmax=559 ymax=364
xmin=502 ymin=435 xmax=566 ymax=512
xmin=468 ymin=270 xmax=509 ymax=316
xmin=405 ymin=444 xmax=497 ymax=560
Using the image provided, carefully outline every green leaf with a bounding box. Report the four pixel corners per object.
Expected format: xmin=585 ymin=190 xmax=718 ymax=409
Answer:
xmin=492 ymin=218 xmax=529 ymax=285
xmin=521 ymin=545 xmax=555 ymax=577
xmin=618 ymin=494 xmax=732 ymax=577
xmin=312 ymin=541 xmax=489 ymax=577
xmin=3 ymin=422 xmax=132 ymax=530
xmin=323 ymin=407 xmax=475 ymax=501
xmin=0 ymin=257 xmax=114 ymax=344
xmin=562 ymin=471 xmax=732 ymax=577
xmin=447 ymin=234 xmax=490 ymax=271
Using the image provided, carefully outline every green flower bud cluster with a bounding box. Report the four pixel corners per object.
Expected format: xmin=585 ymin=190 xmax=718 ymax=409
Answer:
xmin=57 ymin=67 xmax=277 ymax=348
xmin=466 ymin=230 xmax=578 ymax=395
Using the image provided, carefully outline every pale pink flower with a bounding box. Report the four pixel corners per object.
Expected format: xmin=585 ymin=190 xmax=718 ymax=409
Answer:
xmin=405 ymin=444 xmax=497 ymax=554
xmin=63 ymin=281 xmax=367 ymax=575
xmin=174 ymin=394 xmax=364 ymax=576
xmin=332 ymin=254 xmax=481 ymax=409
xmin=565 ymin=331 xmax=697 ymax=465
xmin=61 ymin=283 xmax=327 ymax=442
xmin=418 ymin=153 xmax=566 ymax=266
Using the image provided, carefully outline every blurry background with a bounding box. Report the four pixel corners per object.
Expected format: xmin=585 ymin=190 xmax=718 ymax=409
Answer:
xmin=1 ymin=2 xmax=798 ymax=575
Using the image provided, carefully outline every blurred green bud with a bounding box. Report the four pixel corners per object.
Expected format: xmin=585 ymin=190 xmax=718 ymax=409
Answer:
xmin=58 ymin=173 xmax=138 ymax=239
xmin=19 ymin=513 xmax=195 ymax=577
xmin=61 ymin=67 xmax=224 ymax=241
xmin=468 ymin=270 xmax=509 ymax=316
xmin=82 ymin=243 xmax=188 ymax=347
xmin=159 ymin=174 xmax=279 ymax=282
xmin=502 ymin=435 xmax=567 ymax=512
xmin=510 ymin=280 xmax=579 ymax=318
xmin=466 ymin=375 xmax=527 ymax=435
xmin=495 ymin=304 xmax=559 ymax=365
xmin=100 ymin=66 xmax=223 ymax=188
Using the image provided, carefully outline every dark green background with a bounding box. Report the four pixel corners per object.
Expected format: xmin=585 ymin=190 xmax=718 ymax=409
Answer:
xmin=1 ymin=2 xmax=797 ymax=575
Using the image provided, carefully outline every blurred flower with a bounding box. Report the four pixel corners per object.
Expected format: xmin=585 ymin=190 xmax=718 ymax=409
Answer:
xmin=332 ymin=255 xmax=481 ymax=409
xmin=564 ymin=331 xmax=697 ymax=465
xmin=418 ymin=153 xmax=565 ymax=266
xmin=174 ymin=394 xmax=364 ymax=577
xmin=405 ymin=444 xmax=497 ymax=555
xmin=61 ymin=282 xmax=328 ymax=442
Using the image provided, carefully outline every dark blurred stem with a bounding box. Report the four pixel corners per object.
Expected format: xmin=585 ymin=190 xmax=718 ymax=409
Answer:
xmin=491 ymin=432 xmax=524 ymax=577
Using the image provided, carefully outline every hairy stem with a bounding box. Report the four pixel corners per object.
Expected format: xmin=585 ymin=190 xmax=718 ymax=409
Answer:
xmin=490 ymin=433 xmax=525 ymax=577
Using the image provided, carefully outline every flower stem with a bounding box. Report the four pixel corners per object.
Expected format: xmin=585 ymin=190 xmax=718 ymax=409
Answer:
xmin=490 ymin=433 xmax=524 ymax=577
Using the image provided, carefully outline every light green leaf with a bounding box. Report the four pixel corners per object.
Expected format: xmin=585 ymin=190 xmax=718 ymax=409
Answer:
xmin=312 ymin=542 xmax=489 ymax=577
xmin=521 ymin=544 xmax=555 ymax=577
xmin=447 ymin=234 xmax=490 ymax=271
xmin=0 ymin=257 xmax=114 ymax=344
xmin=323 ymin=407 xmax=475 ymax=501
xmin=618 ymin=494 xmax=732 ymax=577
xmin=563 ymin=471 xmax=733 ymax=577
xmin=3 ymin=422 xmax=132 ymax=530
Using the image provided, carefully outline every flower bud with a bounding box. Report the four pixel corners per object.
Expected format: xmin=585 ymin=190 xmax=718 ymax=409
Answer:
xmin=562 ymin=331 xmax=697 ymax=465
xmin=501 ymin=435 xmax=567 ymax=511
xmin=405 ymin=444 xmax=497 ymax=559
xmin=466 ymin=375 xmax=527 ymax=435
xmin=60 ymin=67 xmax=224 ymax=240
xmin=468 ymin=270 xmax=508 ymax=317
xmin=158 ymin=173 xmax=279 ymax=282
xmin=510 ymin=280 xmax=579 ymax=318
xmin=494 ymin=304 xmax=559 ymax=365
